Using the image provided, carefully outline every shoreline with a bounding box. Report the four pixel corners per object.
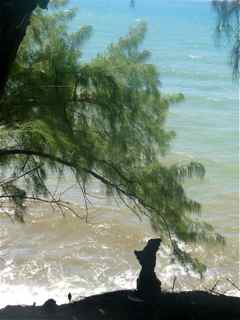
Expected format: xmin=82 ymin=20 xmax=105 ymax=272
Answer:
xmin=0 ymin=289 xmax=240 ymax=320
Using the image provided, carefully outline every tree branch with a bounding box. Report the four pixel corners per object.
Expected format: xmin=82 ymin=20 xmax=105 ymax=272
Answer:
xmin=0 ymin=0 xmax=50 ymax=97
xmin=0 ymin=147 xmax=174 ymax=243
xmin=0 ymin=164 xmax=43 ymax=186
xmin=0 ymin=194 xmax=84 ymax=219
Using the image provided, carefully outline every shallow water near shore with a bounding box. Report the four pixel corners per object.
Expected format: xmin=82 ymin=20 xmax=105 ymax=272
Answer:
xmin=0 ymin=0 xmax=239 ymax=307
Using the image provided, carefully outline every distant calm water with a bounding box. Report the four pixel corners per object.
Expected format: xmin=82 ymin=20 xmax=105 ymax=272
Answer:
xmin=0 ymin=0 xmax=238 ymax=307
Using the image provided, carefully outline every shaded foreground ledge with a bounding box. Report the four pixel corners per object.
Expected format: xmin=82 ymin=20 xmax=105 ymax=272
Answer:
xmin=0 ymin=289 xmax=240 ymax=320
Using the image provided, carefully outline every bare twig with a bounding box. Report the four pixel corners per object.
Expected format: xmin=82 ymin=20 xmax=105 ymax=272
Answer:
xmin=0 ymin=147 xmax=174 ymax=245
xmin=203 ymin=286 xmax=222 ymax=296
xmin=226 ymin=278 xmax=240 ymax=292
xmin=79 ymin=181 xmax=90 ymax=223
xmin=0 ymin=206 xmax=15 ymax=223
xmin=59 ymin=183 xmax=77 ymax=199
xmin=210 ymin=280 xmax=220 ymax=293
xmin=0 ymin=164 xmax=42 ymax=187
xmin=0 ymin=194 xmax=84 ymax=219
xmin=172 ymin=276 xmax=177 ymax=292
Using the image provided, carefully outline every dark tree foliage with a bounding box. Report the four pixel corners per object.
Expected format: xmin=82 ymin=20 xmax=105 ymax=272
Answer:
xmin=0 ymin=0 xmax=49 ymax=97
xmin=0 ymin=0 xmax=225 ymax=273
xmin=212 ymin=1 xmax=239 ymax=78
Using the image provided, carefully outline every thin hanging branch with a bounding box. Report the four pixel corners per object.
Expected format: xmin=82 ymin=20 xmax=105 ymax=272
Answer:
xmin=0 ymin=164 xmax=43 ymax=187
xmin=0 ymin=194 xmax=84 ymax=219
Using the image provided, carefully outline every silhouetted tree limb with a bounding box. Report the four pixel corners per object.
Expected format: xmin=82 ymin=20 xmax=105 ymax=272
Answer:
xmin=0 ymin=147 xmax=175 ymax=243
xmin=0 ymin=0 xmax=49 ymax=97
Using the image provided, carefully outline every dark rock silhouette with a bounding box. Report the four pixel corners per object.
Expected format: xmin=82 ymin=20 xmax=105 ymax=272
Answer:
xmin=42 ymin=298 xmax=57 ymax=314
xmin=0 ymin=238 xmax=240 ymax=319
xmin=0 ymin=290 xmax=239 ymax=320
xmin=134 ymin=238 xmax=162 ymax=301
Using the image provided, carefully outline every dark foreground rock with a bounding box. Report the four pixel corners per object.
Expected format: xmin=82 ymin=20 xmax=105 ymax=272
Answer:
xmin=0 ymin=289 xmax=239 ymax=320
xmin=1 ymin=239 xmax=239 ymax=319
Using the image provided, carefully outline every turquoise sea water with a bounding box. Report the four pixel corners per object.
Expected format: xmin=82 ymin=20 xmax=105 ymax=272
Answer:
xmin=0 ymin=0 xmax=239 ymax=307
xmin=69 ymin=0 xmax=239 ymax=250
xmin=70 ymin=0 xmax=239 ymax=240
xmin=71 ymin=0 xmax=238 ymax=199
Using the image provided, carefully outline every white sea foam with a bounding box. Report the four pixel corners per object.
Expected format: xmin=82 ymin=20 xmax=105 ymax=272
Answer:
xmin=0 ymin=284 xmax=53 ymax=308
xmin=0 ymin=208 xmax=14 ymax=216
xmin=188 ymin=54 xmax=204 ymax=60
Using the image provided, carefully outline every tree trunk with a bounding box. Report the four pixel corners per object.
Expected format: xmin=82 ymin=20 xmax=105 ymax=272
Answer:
xmin=0 ymin=0 xmax=49 ymax=98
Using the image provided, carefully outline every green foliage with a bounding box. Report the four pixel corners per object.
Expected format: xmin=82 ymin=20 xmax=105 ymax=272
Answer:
xmin=212 ymin=0 xmax=240 ymax=78
xmin=1 ymin=183 xmax=26 ymax=222
xmin=0 ymin=0 xmax=224 ymax=272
